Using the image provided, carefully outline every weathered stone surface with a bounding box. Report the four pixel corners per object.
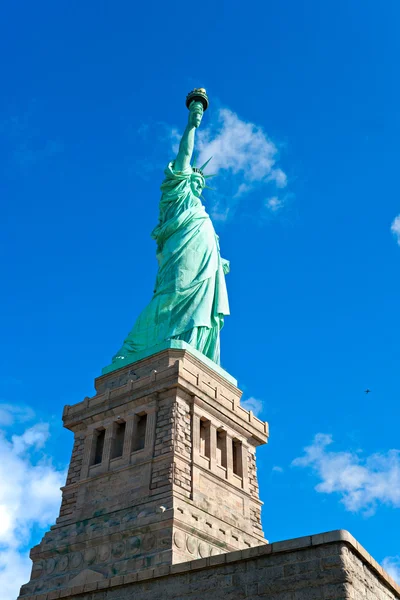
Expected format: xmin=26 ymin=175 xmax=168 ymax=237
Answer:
xmin=68 ymin=570 xmax=105 ymax=586
xmin=19 ymin=348 xmax=268 ymax=598
xmin=18 ymin=531 xmax=400 ymax=600
xmin=18 ymin=348 xmax=398 ymax=600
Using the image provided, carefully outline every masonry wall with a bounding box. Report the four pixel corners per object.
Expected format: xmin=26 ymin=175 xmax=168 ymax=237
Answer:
xmin=19 ymin=531 xmax=400 ymax=600
xmin=342 ymin=540 xmax=399 ymax=600
xmin=20 ymin=349 xmax=268 ymax=599
xmin=59 ymin=428 xmax=85 ymax=520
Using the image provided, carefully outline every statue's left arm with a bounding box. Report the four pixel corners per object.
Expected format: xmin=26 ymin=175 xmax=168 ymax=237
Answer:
xmin=174 ymin=101 xmax=203 ymax=172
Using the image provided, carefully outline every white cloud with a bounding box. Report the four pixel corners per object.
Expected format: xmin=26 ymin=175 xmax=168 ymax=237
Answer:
xmin=382 ymin=556 xmax=400 ymax=584
xmin=265 ymin=196 xmax=284 ymax=212
xmin=292 ymin=434 xmax=400 ymax=515
xmin=234 ymin=182 xmax=253 ymax=198
xmin=12 ymin=422 xmax=50 ymax=455
xmin=240 ymin=396 xmax=263 ymax=417
xmin=170 ymin=127 xmax=181 ymax=155
xmin=391 ymin=215 xmax=400 ymax=245
xmin=272 ymin=466 xmax=284 ymax=473
xmin=193 ymin=108 xmax=287 ymax=220
xmin=209 ymin=202 xmax=231 ymax=222
xmin=0 ymin=549 xmax=32 ymax=600
xmin=197 ymin=109 xmax=285 ymax=185
xmin=269 ymin=168 xmax=287 ymax=188
xmin=0 ymin=404 xmax=35 ymax=426
xmin=0 ymin=411 xmax=67 ymax=600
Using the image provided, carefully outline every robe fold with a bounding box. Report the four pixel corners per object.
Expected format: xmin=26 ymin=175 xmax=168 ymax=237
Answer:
xmin=113 ymin=162 xmax=230 ymax=365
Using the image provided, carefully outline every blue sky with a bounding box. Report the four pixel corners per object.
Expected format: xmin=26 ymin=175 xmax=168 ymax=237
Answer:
xmin=1 ymin=0 xmax=400 ymax=597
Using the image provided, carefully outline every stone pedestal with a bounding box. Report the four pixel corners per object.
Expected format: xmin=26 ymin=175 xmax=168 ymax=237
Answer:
xmin=19 ymin=531 xmax=400 ymax=600
xmin=19 ymin=346 xmax=268 ymax=597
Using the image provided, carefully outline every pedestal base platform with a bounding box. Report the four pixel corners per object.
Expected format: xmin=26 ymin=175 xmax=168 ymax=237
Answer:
xmin=18 ymin=530 xmax=400 ymax=600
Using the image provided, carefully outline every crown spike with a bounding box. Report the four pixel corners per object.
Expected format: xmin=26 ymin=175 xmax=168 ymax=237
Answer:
xmin=204 ymin=173 xmax=217 ymax=179
xmin=200 ymin=156 xmax=213 ymax=171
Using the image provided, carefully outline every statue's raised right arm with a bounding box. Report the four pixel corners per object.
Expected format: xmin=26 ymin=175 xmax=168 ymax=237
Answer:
xmin=107 ymin=88 xmax=230 ymax=370
xmin=174 ymin=101 xmax=204 ymax=172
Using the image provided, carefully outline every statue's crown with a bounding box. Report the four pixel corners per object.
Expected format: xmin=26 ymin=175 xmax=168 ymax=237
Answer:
xmin=191 ymin=157 xmax=215 ymax=186
xmin=192 ymin=167 xmax=205 ymax=177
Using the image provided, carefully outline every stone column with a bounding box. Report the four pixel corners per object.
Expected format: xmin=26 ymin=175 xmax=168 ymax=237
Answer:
xmin=122 ymin=416 xmax=135 ymax=459
xmin=241 ymin=443 xmax=249 ymax=492
xmin=226 ymin=433 xmax=233 ymax=482
xmin=192 ymin=413 xmax=201 ymax=461
xmin=145 ymin=406 xmax=157 ymax=450
xmin=209 ymin=423 xmax=217 ymax=472
xmin=80 ymin=430 xmax=95 ymax=480
xmin=101 ymin=423 xmax=115 ymax=471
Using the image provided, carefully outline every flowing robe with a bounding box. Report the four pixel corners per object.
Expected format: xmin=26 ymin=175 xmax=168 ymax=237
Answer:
xmin=113 ymin=162 xmax=230 ymax=365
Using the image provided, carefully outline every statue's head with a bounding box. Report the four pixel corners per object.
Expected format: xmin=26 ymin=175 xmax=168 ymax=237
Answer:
xmin=190 ymin=156 xmax=214 ymax=197
xmin=190 ymin=172 xmax=205 ymax=198
xmin=189 ymin=100 xmax=204 ymax=128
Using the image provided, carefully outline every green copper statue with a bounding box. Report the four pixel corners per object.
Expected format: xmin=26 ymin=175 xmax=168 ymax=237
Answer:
xmin=111 ymin=89 xmax=230 ymax=368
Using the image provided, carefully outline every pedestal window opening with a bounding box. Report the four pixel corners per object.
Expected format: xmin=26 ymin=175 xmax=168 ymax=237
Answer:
xmin=111 ymin=421 xmax=126 ymax=459
xmin=133 ymin=413 xmax=147 ymax=451
xmin=200 ymin=418 xmax=211 ymax=459
xmin=232 ymin=439 xmax=243 ymax=477
xmin=92 ymin=428 xmax=105 ymax=465
xmin=216 ymin=429 xmax=227 ymax=468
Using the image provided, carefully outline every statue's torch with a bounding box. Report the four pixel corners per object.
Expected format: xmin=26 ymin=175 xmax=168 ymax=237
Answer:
xmin=186 ymin=88 xmax=209 ymax=111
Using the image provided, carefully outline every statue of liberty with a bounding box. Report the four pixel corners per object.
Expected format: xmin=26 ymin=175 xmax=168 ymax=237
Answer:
xmin=111 ymin=89 xmax=230 ymax=368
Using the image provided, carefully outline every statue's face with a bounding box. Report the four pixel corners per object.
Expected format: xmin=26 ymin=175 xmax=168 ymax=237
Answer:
xmin=191 ymin=174 xmax=204 ymax=197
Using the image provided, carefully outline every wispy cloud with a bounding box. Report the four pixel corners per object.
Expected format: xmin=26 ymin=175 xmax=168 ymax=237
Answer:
xmin=0 ymin=407 xmax=66 ymax=600
xmin=133 ymin=108 xmax=288 ymax=222
xmin=265 ymin=196 xmax=284 ymax=212
xmin=196 ymin=108 xmax=287 ymax=221
xmin=272 ymin=466 xmax=284 ymax=473
xmin=135 ymin=109 xmax=288 ymax=222
xmin=240 ymin=396 xmax=263 ymax=417
xmin=382 ymin=556 xmax=400 ymax=584
xmin=292 ymin=434 xmax=400 ymax=515
xmin=0 ymin=404 xmax=35 ymax=426
xmin=196 ymin=109 xmax=285 ymax=186
xmin=391 ymin=215 xmax=400 ymax=245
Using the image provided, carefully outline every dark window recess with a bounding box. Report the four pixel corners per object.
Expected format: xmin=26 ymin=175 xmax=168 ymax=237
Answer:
xmin=133 ymin=414 xmax=147 ymax=451
xmin=216 ymin=430 xmax=227 ymax=467
xmin=111 ymin=421 xmax=126 ymax=459
xmin=232 ymin=440 xmax=242 ymax=476
xmin=200 ymin=419 xmax=210 ymax=458
xmin=93 ymin=429 xmax=105 ymax=465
